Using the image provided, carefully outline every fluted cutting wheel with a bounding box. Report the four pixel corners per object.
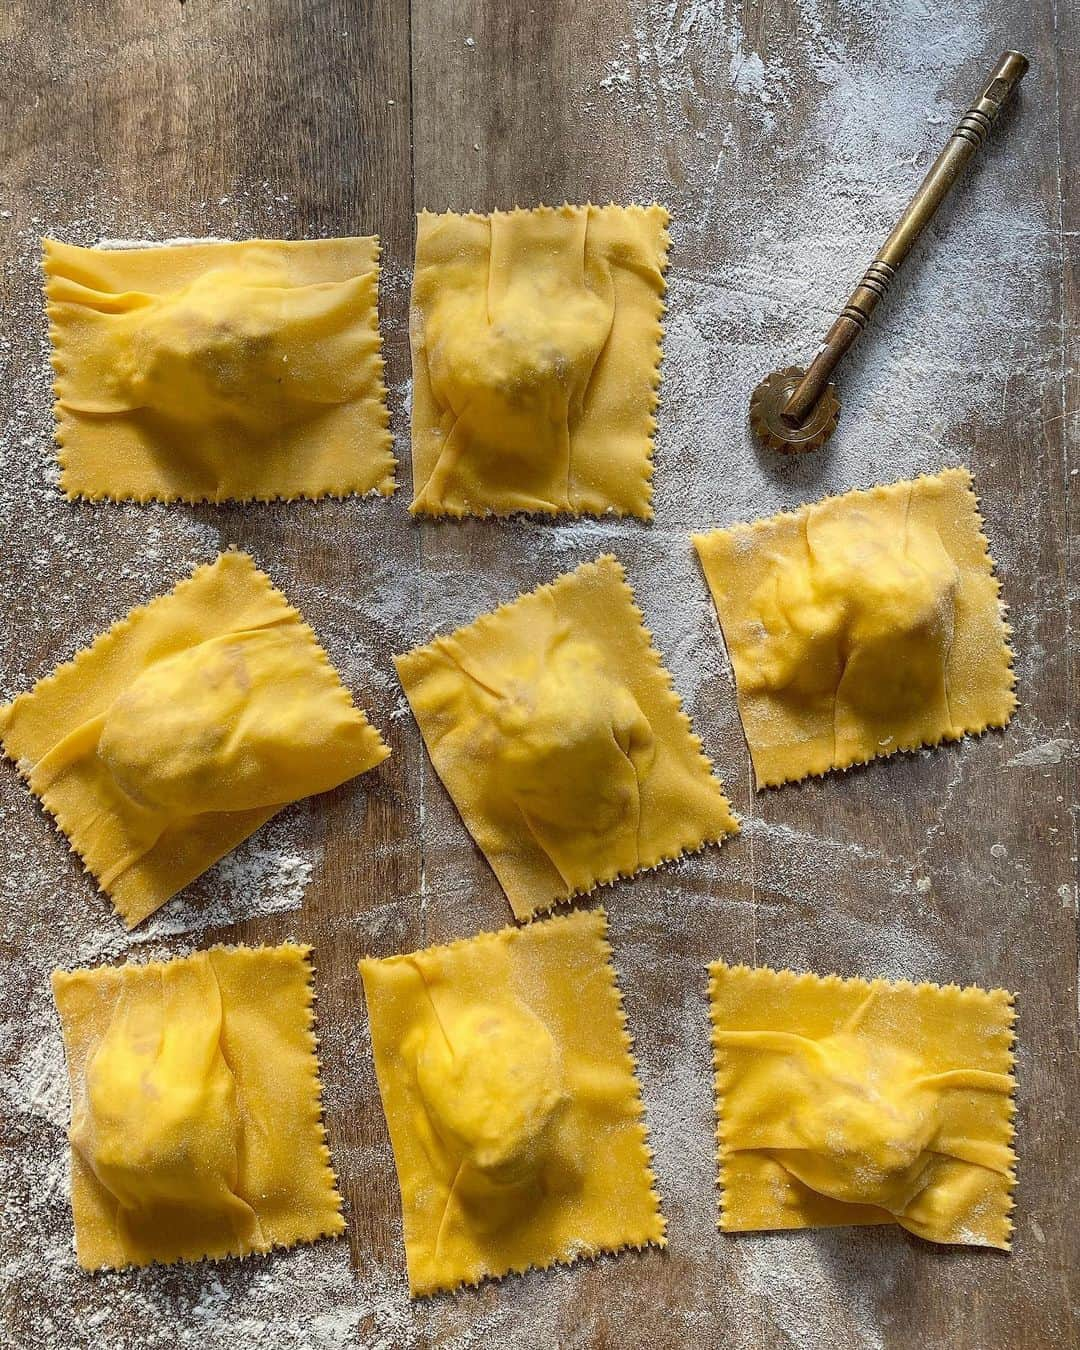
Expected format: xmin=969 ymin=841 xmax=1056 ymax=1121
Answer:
xmin=749 ymin=367 xmax=840 ymax=453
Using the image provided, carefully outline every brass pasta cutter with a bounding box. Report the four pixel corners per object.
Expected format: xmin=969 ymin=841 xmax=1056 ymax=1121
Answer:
xmin=751 ymin=50 xmax=1029 ymax=454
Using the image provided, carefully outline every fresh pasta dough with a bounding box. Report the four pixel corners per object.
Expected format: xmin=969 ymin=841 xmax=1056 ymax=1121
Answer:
xmin=52 ymin=944 xmax=344 ymax=1269
xmin=693 ymin=467 xmax=1016 ymax=787
xmin=708 ymin=963 xmax=1017 ymax=1247
xmin=409 ymin=204 xmax=669 ymax=518
xmin=0 ymin=552 xmax=389 ymax=926
xmin=394 ymin=555 xmax=737 ymax=919
xmin=44 ymin=236 xmax=395 ymax=501
xmin=359 ymin=908 xmax=665 ymax=1294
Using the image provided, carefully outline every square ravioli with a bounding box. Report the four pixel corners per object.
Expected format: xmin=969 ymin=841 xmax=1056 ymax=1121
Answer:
xmin=44 ymin=236 xmax=395 ymax=501
xmin=708 ymin=963 xmax=1017 ymax=1247
xmin=693 ymin=467 xmax=1017 ymax=787
xmin=359 ymin=908 xmax=665 ymax=1294
xmin=51 ymin=944 xmax=344 ymax=1270
xmin=394 ymin=554 xmax=738 ymax=919
xmin=408 ymin=203 xmax=669 ymax=518
xmin=0 ymin=551 xmax=389 ymax=927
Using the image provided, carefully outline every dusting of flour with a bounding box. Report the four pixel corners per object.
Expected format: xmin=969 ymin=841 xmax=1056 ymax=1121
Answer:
xmin=0 ymin=1 xmax=1069 ymax=1348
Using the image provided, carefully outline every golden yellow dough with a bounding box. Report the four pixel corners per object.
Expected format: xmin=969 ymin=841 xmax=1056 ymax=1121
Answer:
xmin=44 ymin=236 xmax=395 ymax=501
xmin=359 ymin=908 xmax=666 ymax=1295
xmin=0 ymin=551 xmax=389 ymax=926
xmin=51 ymin=944 xmax=344 ymax=1270
xmin=693 ymin=467 xmax=1016 ymax=787
xmin=409 ymin=203 xmax=669 ymax=518
xmin=708 ymin=963 xmax=1017 ymax=1247
xmin=394 ymin=555 xmax=738 ymax=920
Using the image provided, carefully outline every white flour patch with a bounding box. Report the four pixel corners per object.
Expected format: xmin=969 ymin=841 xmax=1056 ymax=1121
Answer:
xmin=127 ymin=824 xmax=317 ymax=948
xmin=1006 ymin=738 xmax=1072 ymax=767
xmin=734 ymin=1229 xmax=897 ymax=1350
xmin=96 ymin=236 xmax=234 ymax=249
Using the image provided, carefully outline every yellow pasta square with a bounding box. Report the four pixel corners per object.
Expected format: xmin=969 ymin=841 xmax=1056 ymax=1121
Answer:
xmin=408 ymin=203 xmax=669 ymax=518
xmin=51 ymin=943 xmax=344 ymax=1270
xmin=0 ymin=551 xmax=389 ymax=927
xmin=693 ymin=467 xmax=1017 ymax=787
xmin=45 ymin=236 xmax=395 ymax=502
xmin=708 ymin=962 xmax=1017 ymax=1248
xmin=394 ymin=555 xmax=737 ymax=920
xmin=359 ymin=908 xmax=665 ymax=1295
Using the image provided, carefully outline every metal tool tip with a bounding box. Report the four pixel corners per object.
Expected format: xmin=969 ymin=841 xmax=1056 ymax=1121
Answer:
xmin=749 ymin=368 xmax=840 ymax=454
xmin=996 ymin=50 xmax=1030 ymax=81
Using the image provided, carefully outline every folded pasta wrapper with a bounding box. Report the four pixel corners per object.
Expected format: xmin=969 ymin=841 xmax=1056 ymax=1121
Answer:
xmin=359 ymin=908 xmax=666 ymax=1295
xmin=409 ymin=203 xmax=669 ymax=519
xmin=708 ymin=962 xmax=1018 ymax=1248
xmin=0 ymin=551 xmax=389 ymax=926
xmin=44 ymin=235 xmax=395 ymax=502
xmin=693 ymin=466 xmax=1017 ymax=787
xmin=52 ymin=943 xmax=345 ymax=1269
xmin=395 ymin=554 xmax=737 ymax=920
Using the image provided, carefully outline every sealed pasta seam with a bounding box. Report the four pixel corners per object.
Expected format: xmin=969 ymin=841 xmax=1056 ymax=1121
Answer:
xmin=963 ymin=467 xmax=1019 ymax=715
xmin=260 ymin=586 xmax=391 ymax=758
xmin=416 ymin=1232 xmax=663 ymax=1299
xmin=42 ymin=242 xmax=76 ymax=494
xmin=753 ymin=721 xmax=1009 ymax=790
xmin=416 ymin=200 xmax=667 ymax=224
xmin=405 ymin=498 xmax=656 ymax=526
xmin=708 ymin=960 xmax=1019 ymax=1003
xmin=592 ymin=907 xmax=668 ymax=1247
xmin=390 ymin=555 xmax=614 ymax=683
xmin=51 ymin=939 xmax=306 ymax=984
xmin=361 ymin=236 xmax=397 ymax=492
xmin=706 ymin=961 xmax=736 ymax=1229
xmin=5 ymin=753 xmax=108 ymax=908
xmin=60 ymin=483 xmax=397 ymax=507
xmin=1000 ymin=990 xmax=1020 ymax=1250
xmin=361 ymin=904 xmax=596 ymax=968
xmin=297 ymin=944 xmax=349 ymax=1238
xmin=621 ymin=200 xmax=670 ymax=519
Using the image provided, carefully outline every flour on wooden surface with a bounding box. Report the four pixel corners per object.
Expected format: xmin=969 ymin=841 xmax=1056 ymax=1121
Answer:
xmin=96 ymin=236 xmax=234 ymax=249
xmin=0 ymin=0 xmax=1067 ymax=1346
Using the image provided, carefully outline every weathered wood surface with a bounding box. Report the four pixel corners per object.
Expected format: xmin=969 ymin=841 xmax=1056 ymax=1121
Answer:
xmin=1 ymin=2 xmax=1075 ymax=1348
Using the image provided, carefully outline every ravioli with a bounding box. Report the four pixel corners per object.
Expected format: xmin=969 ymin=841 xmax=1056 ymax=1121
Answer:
xmin=408 ymin=203 xmax=669 ymax=518
xmin=394 ymin=555 xmax=737 ymax=919
xmin=359 ymin=908 xmax=665 ymax=1294
xmin=693 ymin=467 xmax=1017 ymax=787
xmin=52 ymin=944 xmax=344 ymax=1269
xmin=0 ymin=551 xmax=389 ymax=926
xmin=708 ymin=963 xmax=1017 ymax=1247
xmin=44 ymin=236 xmax=395 ymax=501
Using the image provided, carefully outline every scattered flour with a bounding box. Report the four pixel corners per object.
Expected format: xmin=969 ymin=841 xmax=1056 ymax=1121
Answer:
xmin=96 ymin=236 xmax=234 ymax=249
xmin=0 ymin=0 xmax=1071 ymax=1347
xmin=1006 ymin=738 xmax=1073 ymax=767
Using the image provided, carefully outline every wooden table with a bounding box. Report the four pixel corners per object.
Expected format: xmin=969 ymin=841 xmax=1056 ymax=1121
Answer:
xmin=2 ymin=2 xmax=1076 ymax=1347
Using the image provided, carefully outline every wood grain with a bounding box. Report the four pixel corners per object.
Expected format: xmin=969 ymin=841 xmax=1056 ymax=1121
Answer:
xmin=1 ymin=1 xmax=1076 ymax=1347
